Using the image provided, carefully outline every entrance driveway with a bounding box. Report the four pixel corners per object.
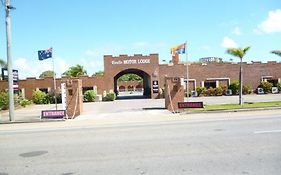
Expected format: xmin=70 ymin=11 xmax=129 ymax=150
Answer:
xmin=0 ymin=94 xmax=280 ymax=123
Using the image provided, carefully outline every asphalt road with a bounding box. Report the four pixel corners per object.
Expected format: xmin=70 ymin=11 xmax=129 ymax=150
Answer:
xmin=1 ymin=111 xmax=281 ymax=175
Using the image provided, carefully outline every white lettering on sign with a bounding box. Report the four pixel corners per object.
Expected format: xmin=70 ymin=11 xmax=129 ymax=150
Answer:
xmin=43 ymin=111 xmax=65 ymax=116
xmin=111 ymin=59 xmax=151 ymax=65
xmin=111 ymin=61 xmax=122 ymax=65
xmin=123 ymin=59 xmax=137 ymax=64
xmin=138 ymin=59 xmax=150 ymax=64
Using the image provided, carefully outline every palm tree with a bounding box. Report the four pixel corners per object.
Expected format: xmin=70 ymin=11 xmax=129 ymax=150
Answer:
xmin=0 ymin=59 xmax=8 ymax=68
xmin=226 ymin=46 xmax=250 ymax=106
xmin=63 ymin=64 xmax=87 ymax=77
xmin=271 ymin=50 xmax=281 ymax=57
xmin=0 ymin=59 xmax=8 ymax=80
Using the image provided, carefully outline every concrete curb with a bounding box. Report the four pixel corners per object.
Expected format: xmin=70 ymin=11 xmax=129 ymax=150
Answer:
xmin=181 ymin=106 xmax=281 ymax=115
xmin=1 ymin=106 xmax=280 ymax=124
xmin=0 ymin=119 xmax=65 ymax=125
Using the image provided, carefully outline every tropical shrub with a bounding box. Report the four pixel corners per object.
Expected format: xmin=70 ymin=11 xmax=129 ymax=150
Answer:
xmin=220 ymin=85 xmax=228 ymax=95
xmin=103 ymin=92 xmax=116 ymax=101
xmin=84 ymin=90 xmax=96 ymax=102
xmin=214 ymin=86 xmax=223 ymax=96
xmin=259 ymin=81 xmax=273 ymax=93
xmin=32 ymin=90 xmax=48 ymax=104
xmin=0 ymin=91 xmax=9 ymax=110
xmin=229 ymin=80 xmax=239 ymax=95
xmin=206 ymin=87 xmax=216 ymax=96
xmin=20 ymin=99 xmax=32 ymax=107
xmin=243 ymin=85 xmax=252 ymax=95
xmin=196 ymin=87 xmax=207 ymax=96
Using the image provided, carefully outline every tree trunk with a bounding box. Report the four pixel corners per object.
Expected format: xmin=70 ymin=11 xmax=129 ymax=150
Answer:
xmin=239 ymin=59 xmax=243 ymax=106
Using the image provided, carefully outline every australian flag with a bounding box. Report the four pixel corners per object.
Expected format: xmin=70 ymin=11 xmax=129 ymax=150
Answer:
xmin=38 ymin=47 xmax=53 ymax=60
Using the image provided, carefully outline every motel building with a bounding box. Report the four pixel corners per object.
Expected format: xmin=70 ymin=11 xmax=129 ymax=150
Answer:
xmin=0 ymin=53 xmax=281 ymax=100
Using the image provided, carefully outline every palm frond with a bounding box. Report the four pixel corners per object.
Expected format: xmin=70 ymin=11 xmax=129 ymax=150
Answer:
xmin=271 ymin=50 xmax=281 ymax=57
xmin=226 ymin=46 xmax=250 ymax=59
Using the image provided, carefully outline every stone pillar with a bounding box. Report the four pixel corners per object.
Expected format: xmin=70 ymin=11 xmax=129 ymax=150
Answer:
xmin=165 ymin=77 xmax=185 ymax=113
xmin=63 ymin=79 xmax=83 ymax=118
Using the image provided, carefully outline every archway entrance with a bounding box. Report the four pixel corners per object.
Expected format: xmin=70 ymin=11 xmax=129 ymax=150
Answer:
xmin=114 ymin=69 xmax=151 ymax=99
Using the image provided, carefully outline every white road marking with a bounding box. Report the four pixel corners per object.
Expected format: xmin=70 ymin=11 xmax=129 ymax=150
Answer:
xmin=254 ymin=130 xmax=281 ymax=134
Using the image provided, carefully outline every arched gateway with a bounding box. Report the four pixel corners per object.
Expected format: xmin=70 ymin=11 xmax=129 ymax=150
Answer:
xmin=103 ymin=54 xmax=160 ymax=99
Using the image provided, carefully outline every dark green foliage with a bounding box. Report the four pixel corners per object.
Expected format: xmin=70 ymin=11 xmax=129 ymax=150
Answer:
xmin=84 ymin=90 xmax=96 ymax=102
xmin=271 ymin=50 xmax=281 ymax=57
xmin=229 ymin=80 xmax=239 ymax=95
xmin=118 ymin=74 xmax=142 ymax=81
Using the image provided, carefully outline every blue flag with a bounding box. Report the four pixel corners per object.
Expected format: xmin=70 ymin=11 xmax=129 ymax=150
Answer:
xmin=38 ymin=48 xmax=53 ymax=60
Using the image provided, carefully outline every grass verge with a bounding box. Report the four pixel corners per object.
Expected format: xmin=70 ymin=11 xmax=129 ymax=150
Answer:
xmin=185 ymin=101 xmax=281 ymax=111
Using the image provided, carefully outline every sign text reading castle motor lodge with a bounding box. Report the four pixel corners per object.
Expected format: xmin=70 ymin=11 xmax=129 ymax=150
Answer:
xmin=111 ymin=58 xmax=151 ymax=65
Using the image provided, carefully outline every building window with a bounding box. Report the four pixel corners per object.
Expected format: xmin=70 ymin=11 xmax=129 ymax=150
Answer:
xmin=39 ymin=88 xmax=48 ymax=93
xmin=82 ymin=87 xmax=93 ymax=94
xmin=267 ymin=79 xmax=278 ymax=86
xmin=204 ymin=81 xmax=216 ymax=89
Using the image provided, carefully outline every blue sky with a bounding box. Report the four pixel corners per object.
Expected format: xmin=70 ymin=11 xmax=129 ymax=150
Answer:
xmin=0 ymin=0 xmax=280 ymax=79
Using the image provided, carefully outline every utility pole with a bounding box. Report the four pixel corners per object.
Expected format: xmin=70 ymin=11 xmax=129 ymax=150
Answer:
xmin=5 ymin=0 xmax=15 ymax=121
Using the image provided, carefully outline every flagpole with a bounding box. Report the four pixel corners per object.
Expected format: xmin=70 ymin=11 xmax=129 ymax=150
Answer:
xmin=52 ymin=48 xmax=57 ymax=110
xmin=185 ymin=41 xmax=189 ymax=102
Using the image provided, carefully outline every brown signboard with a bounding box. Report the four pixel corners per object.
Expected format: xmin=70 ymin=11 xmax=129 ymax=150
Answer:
xmin=41 ymin=110 xmax=66 ymax=119
xmin=178 ymin=102 xmax=204 ymax=108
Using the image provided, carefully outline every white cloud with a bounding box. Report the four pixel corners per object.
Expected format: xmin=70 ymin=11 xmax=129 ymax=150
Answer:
xmin=253 ymin=28 xmax=262 ymax=35
xmin=257 ymin=9 xmax=281 ymax=33
xmin=55 ymin=57 xmax=69 ymax=75
xmin=202 ymin=45 xmax=211 ymax=50
xmin=232 ymin=27 xmax=241 ymax=36
xmin=15 ymin=58 xmax=29 ymax=70
xmin=221 ymin=37 xmax=238 ymax=48
xmin=14 ymin=57 xmax=70 ymax=79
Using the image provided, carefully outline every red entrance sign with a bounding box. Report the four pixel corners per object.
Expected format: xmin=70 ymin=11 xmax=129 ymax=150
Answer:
xmin=178 ymin=102 xmax=204 ymax=108
xmin=41 ymin=110 xmax=66 ymax=119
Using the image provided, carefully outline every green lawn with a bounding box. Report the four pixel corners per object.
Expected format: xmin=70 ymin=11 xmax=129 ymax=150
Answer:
xmin=185 ymin=101 xmax=281 ymax=111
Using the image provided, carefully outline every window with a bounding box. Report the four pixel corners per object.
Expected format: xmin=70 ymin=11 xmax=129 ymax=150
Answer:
xmin=204 ymin=81 xmax=216 ymax=89
xmin=82 ymin=87 xmax=93 ymax=94
xmin=39 ymin=88 xmax=48 ymax=93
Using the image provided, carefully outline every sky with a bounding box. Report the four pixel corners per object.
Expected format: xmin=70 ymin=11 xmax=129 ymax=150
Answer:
xmin=0 ymin=0 xmax=280 ymax=79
